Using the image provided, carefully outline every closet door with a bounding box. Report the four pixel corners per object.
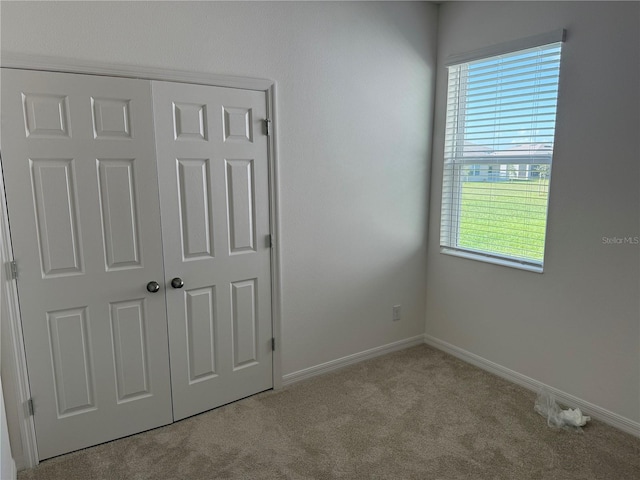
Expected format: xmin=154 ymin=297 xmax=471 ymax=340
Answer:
xmin=1 ymin=69 xmax=173 ymax=459
xmin=152 ymin=81 xmax=273 ymax=420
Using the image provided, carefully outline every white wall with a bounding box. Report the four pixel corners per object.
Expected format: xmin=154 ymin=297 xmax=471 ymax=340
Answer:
xmin=1 ymin=0 xmax=637 ymax=465
xmin=0 ymin=177 xmax=17 ymax=476
xmin=1 ymin=2 xmax=436 ymax=389
xmin=1 ymin=379 xmax=17 ymax=480
xmin=427 ymin=1 xmax=640 ymax=424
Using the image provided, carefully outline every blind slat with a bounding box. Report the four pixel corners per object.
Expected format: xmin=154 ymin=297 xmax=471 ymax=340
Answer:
xmin=447 ymin=96 xmax=559 ymax=113
xmin=453 ymin=66 xmax=562 ymax=90
xmin=448 ymin=98 xmax=559 ymax=115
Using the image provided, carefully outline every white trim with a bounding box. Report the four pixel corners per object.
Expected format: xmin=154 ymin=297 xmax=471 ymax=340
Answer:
xmin=0 ymin=54 xmax=283 ymax=465
xmin=440 ymin=248 xmax=544 ymax=273
xmin=0 ymin=53 xmax=273 ymax=92
xmin=282 ymin=335 xmax=425 ymax=386
xmin=0 ymin=455 xmax=17 ymax=480
xmin=0 ymin=157 xmax=39 ymax=468
xmin=267 ymin=83 xmax=284 ymax=390
xmin=446 ymin=29 xmax=566 ymax=66
xmin=424 ymin=335 xmax=640 ymax=438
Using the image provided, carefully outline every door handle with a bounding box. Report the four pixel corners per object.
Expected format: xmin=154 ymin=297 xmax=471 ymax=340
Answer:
xmin=146 ymin=281 xmax=160 ymax=293
xmin=171 ymin=277 xmax=184 ymax=289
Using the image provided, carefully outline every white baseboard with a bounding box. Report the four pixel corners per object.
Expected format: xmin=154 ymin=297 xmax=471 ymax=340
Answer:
xmin=282 ymin=335 xmax=425 ymax=386
xmin=424 ymin=334 xmax=640 ymax=438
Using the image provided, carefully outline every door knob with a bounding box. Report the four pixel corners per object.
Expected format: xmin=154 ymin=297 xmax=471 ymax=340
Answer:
xmin=146 ymin=281 xmax=160 ymax=293
xmin=171 ymin=277 xmax=184 ymax=289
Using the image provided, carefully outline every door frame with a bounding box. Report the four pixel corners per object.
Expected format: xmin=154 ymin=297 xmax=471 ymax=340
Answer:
xmin=0 ymin=53 xmax=283 ymax=469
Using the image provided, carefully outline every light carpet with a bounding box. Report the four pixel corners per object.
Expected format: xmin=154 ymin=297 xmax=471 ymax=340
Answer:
xmin=18 ymin=345 xmax=640 ymax=479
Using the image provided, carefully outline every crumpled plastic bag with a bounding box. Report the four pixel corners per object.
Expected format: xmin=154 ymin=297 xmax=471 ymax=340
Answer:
xmin=534 ymin=388 xmax=591 ymax=432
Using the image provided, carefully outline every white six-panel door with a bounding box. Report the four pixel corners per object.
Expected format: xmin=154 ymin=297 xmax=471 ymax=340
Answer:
xmin=1 ymin=68 xmax=274 ymax=459
xmin=152 ymin=81 xmax=273 ymax=420
xmin=0 ymin=69 xmax=173 ymax=459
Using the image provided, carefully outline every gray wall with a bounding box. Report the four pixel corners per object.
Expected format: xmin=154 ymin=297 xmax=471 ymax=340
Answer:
xmin=0 ymin=380 xmax=15 ymax=479
xmin=1 ymin=1 xmax=438 ymax=466
xmin=4 ymin=0 xmax=636 ymax=468
xmin=0 ymin=0 xmax=437 ymax=375
xmin=1 ymin=205 xmax=17 ymax=480
xmin=427 ymin=1 xmax=640 ymax=423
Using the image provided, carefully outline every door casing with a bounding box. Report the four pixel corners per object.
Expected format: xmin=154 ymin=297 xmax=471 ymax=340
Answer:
xmin=0 ymin=52 xmax=283 ymax=469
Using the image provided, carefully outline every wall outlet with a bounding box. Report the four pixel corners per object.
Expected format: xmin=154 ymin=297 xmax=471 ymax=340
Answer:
xmin=392 ymin=305 xmax=401 ymax=321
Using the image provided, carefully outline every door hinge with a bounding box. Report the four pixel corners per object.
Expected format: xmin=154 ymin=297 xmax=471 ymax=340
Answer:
xmin=264 ymin=119 xmax=272 ymax=136
xmin=25 ymin=398 xmax=34 ymax=416
xmin=7 ymin=261 xmax=18 ymax=280
xmin=271 ymin=338 xmax=276 ymax=351
xmin=267 ymin=234 xmax=274 ymax=248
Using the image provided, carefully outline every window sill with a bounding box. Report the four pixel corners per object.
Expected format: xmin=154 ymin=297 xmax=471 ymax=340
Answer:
xmin=440 ymin=248 xmax=544 ymax=273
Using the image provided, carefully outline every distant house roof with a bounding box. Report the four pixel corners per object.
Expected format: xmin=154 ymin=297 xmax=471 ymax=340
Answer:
xmin=457 ymin=142 xmax=553 ymax=164
xmin=462 ymin=141 xmax=492 ymax=157
xmin=490 ymin=144 xmax=553 ymax=156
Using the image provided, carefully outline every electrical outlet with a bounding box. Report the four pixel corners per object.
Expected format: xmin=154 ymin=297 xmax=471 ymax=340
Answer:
xmin=392 ymin=305 xmax=401 ymax=321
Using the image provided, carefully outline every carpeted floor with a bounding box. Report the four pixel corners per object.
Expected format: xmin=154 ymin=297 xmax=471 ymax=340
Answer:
xmin=18 ymin=345 xmax=640 ymax=479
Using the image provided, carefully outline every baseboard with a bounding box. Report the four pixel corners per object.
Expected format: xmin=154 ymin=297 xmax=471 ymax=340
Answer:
xmin=282 ymin=335 xmax=425 ymax=386
xmin=424 ymin=334 xmax=640 ymax=438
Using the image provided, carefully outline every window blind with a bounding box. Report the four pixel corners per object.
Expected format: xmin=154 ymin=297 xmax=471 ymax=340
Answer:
xmin=440 ymin=41 xmax=563 ymax=269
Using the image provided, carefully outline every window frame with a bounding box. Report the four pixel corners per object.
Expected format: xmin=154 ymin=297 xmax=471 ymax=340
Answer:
xmin=439 ymin=30 xmax=566 ymax=273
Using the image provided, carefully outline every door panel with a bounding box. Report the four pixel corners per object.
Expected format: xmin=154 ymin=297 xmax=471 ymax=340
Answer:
xmin=176 ymin=158 xmax=215 ymax=259
xmin=152 ymin=81 xmax=273 ymax=421
xmin=109 ymin=299 xmax=152 ymax=402
xmin=231 ymin=278 xmax=259 ymax=368
xmin=47 ymin=307 xmax=95 ymax=416
xmin=226 ymin=158 xmax=257 ymax=254
xmin=185 ymin=286 xmax=217 ymax=382
xmin=30 ymin=158 xmax=84 ymax=277
xmin=96 ymin=159 xmax=142 ymax=269
xmin=1 ymin=69 xmax=173 ymax=459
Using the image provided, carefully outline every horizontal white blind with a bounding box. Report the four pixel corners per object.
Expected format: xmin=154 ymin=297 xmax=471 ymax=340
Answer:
xmin=440 ymin=42 xmax=563 ymax=268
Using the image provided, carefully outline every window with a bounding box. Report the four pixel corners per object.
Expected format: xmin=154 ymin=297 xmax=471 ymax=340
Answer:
xmin=440 ymin=31 xmax=565 ymax=272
